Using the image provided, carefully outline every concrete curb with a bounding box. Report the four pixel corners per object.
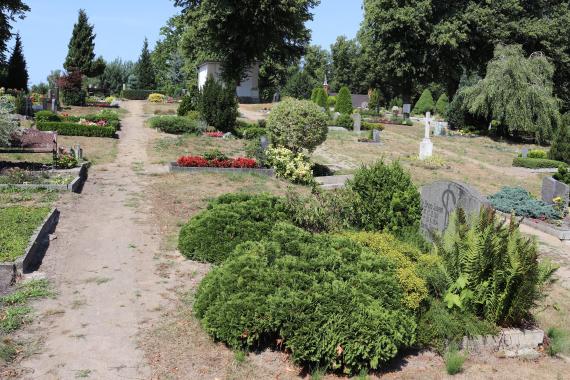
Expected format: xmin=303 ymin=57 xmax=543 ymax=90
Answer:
xmin=169 ymin=163 xmax=275 ymax=177
xmin=0 ymin=162 xmax=90 ymax=193
xmin=0 ymin=207 xmax=59 ymax=290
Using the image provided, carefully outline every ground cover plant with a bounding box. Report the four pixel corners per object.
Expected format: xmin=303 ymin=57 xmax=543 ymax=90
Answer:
xmin=0 ymin=206 xmax=50 ymax=262
xmin=148 ymin=115 xmax=203 ymax=134
xmin=176 ymin=154 xmax=256 ymax=168
xmin=489 ymin=187 xmax=561 ymax=219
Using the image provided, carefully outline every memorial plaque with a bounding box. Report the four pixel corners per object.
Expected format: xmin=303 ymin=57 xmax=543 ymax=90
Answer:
xmin=421 ymin=181 xmax=490 ymax=235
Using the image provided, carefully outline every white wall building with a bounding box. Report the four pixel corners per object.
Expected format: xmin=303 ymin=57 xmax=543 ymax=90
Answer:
xmin=197 ymin=61 xmax=260 ymax=103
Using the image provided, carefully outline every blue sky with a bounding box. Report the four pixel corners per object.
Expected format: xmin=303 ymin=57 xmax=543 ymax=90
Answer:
xmin=11 ymin=1 xmax=363 ymax=85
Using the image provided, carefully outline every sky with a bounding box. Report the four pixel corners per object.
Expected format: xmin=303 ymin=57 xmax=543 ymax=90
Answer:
xmin=10 ymin=0 xmax=364 ymax=85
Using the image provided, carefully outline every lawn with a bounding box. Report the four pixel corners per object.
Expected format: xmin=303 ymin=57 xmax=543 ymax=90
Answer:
xmin=0 ymin=206 xmax=50 ymax=262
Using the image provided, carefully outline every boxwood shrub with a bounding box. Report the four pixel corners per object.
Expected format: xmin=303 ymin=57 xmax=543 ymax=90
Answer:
xmin=194 ymin=222 xmax=416 ymax=375
xmin=36 ymin=122 xmax=116 ymax=138
xmin=178 ymin=194 xmax=288 ymax=264
xmin=512 ymin=157 xmax=566 ymax=169
xmin=148 ymin=116 xmax=201 ymax=134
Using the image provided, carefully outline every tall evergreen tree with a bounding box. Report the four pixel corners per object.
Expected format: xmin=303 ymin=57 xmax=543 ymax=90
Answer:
xmin=5 ymin=34 xmax=28 ymax=90
xmin=0 ymin=1 xmax=29 ymax=65
xmin=135 ymin=38 xmax=156 ymax=90
xmin=64 ymin=9 xmax=104 ymax=77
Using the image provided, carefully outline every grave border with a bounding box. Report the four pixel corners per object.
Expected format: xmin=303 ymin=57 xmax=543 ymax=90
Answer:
xmin=0 ymin=162 xmax=90 ymax=193
xmin=169 ymin=162 xmax=275 ymax=176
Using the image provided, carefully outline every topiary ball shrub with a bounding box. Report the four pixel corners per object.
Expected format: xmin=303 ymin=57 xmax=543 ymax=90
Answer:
xmin=194 ymin=222 xmax=417 ymax=375
xmin=346 ymin=160 xmax=422 ymax=232
xmin=413 ymin=89 xmax=435 ymax=115
xmin=489 ymin=187 xmax=561 ymax=219
xmin=267 ymin=98 xmax=328 ymax=153
xmin=335 ymin=86 xmax=353 ymax=115
xmin=178 ymin=194 xmax=288 ymax=264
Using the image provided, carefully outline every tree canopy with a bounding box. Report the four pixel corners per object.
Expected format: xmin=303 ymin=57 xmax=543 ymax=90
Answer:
xmin=0 ymin=0 xmax=29 ymax=65
xmin=5 ymin=33 xmax=28 ymax=90
xmin=64 ymin=9 xmax=105 ymax=77
xmin=135 ymin=38 xmax=157 ymax=90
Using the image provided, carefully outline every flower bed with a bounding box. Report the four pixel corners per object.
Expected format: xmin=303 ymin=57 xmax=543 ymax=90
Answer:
xmin=203 ymin=131 xmax=224 ymax=138
xmin=177 ymin=155 xmax=257 ymax=168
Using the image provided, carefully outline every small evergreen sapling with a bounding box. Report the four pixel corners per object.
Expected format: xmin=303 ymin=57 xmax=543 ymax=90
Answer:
xmin=335 ymin=86 xmax=353 ymax=114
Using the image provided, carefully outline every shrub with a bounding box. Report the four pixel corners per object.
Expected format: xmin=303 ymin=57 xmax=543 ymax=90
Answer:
xmin=512 ymin=157 xmax=566 ymax=169
xmin=313 ymin=88 xmax=328 ymax=108
xmin=413 ymin=89 xmax=435 ymax=115
xmin=435 ymin=93 xmax=449 ymax=116
xmin=0 ymin=96 xmax=18 ymax=146
xmin=326 ymin=95 xmax=336 ymax=108
xmin=267 ymin=98 xmax=328 ymax=153
xmin=362 ymin=121 xmax=384 ymax=131
xmin=194 ymin=223 xmax=416 ymax=375
xmin=526 ymin=149 xmax=547 ymax=159
xmin=346 ymin=160 xmax=421 ymax=232
xmin=148 ymin=93 xmax=166 ymax=103
xmin=245 ymin=139 xmax=268 ymax=167
xmin=336 ymin=113 xmax=352 ymax=129
xmin=178 ymin=194 xmax=287 ymax=264
xmin=553 ymin=165 xmax=570 ymax=185
xmin=445 ymin=348 xmax=466 ymax=375
xmin=34 ymin=111 xmax=60 ymax=123
xmin=36 ymin=121 xmax=116 ymax=138
xmin=335 ymin=86 xmax=353 ymax=114
xmin=58 ymin=70 xmax=85 ymax=106
xmin=547 ymin=327 xmax=570 ymax=356
xmin=266 ymin=146 xmax=314 ymax=184
xmin=177 ymin=87 xmax=200 ymax=116
xmin=121 ymin=89 xmax=157 ymax=100
xmin=434 ymin=207 xmax=557 ymax=325
xmin=549 ymin=118 xmax=570 ymax=163
xmin=369 ymin=89 xmax=384 ymax=112
xmin=148 ymin=116 xmax=200 ymax=134
xmin=489 ymin=187 xmax=562 ymax=219
xmin=199 ymin=76 xmax=238 ymax=133
xmin=54 ymin=153 xmax=78 ymax=169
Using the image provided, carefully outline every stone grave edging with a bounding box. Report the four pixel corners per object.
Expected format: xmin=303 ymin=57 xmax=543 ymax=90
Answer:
xmin=169 ymin=163 xmax=275 ymax=177
xmin=0 ymin=162 xmax=90 ymax=193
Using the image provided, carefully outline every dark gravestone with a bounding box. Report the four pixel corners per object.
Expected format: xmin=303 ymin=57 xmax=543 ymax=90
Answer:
xmin=421 ymin=181 xmax=490 ymax=235
xmin=541 ymin=177 xmax=570 ymax=205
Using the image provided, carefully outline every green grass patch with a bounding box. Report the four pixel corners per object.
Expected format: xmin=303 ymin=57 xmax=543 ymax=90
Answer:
xmin=547 ymin=327 xmax=570 ymax=356
xmin=0 ymin=206 xmax=50 ymax=262
xmin=0 ymin=306 xmax=31 ymax=333
xmin=445 ymin=348 xmax=466 ymax=375
xmin=1 ymin=279 xmax=53 ymax=306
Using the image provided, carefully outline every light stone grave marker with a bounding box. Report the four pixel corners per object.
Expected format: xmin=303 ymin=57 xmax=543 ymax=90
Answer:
xmin=419 ymin=112 xmax=433 ymax=160
xmin=541 ymin=177 xmax=569 ymax=205
xmin=352 ymin=113 xmax=362 ymax=133
xmin=372 ymin=129 xmax=381 ymax=143
xmin=521 ymin=147 xmax=529 ymax=158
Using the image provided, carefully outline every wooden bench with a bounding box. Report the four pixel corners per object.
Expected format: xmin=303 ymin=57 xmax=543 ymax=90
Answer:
xmin=0 ymin=129 xmax=58 ymax=160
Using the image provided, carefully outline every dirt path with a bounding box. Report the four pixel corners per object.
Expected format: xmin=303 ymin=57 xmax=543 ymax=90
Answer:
xmin=17 ymin=101 xmax=172 ymax=380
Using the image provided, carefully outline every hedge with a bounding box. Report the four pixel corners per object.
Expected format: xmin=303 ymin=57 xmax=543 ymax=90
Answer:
xmin=121 ymin=89 xmax=160 ymax=100
xmin=512 ymin=157 xmax=566 ymax=169
xmin=362 ymin=121 xmax=385 ymax=131
xmin=36 ymin=122 xmax=116 ymax=138
xmin=148 ymin=116 xmax=201 ymax=134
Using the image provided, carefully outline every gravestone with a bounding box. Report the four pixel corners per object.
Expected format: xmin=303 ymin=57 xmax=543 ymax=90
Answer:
xmin=372 ymin=129 xmax=381 ymax=143
xmin=421 ymin=181 xmax=490 ymax=235
xmin=521 ymin=147 xmax=529 ymax=158
xmin=403 ymin=103 xmax=411 ymax=118
xmin=541 ymin=177 xmax=570 ymax=205
xmin=419 ymin=112 xmax=433 ymax=160
xmin=352 ymin=113 xmax=362 ymax=133
xmin=433 ymin=121 xmax=448 ymax=136
xmin=260 ymin=136 xmax=269 ymax=151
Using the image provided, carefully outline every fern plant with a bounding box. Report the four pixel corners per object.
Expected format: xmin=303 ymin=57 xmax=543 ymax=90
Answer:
xmin=434 ymin=207 xmax=557 ymax=326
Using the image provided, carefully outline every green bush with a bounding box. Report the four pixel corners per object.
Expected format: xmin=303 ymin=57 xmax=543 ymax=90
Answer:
xmin=326 ymin=95 xmax=336 ymax=108
xmin=36 ymin=122 xmax=116 ymax=138
xmin=199 ymin=76 xmax=238 ymax=133
xmin=267 ymin=98 xmax=328 ymax=153
xmin=34 ymin=110 xmax=61 ymax=122
xmin=413 ymin=89 xmax=435 ymax=115
xmin=434 ymin=207 xmax=557 ymax=325
xmin=445 ymin=349 xmax=466 ymax=375
xmin=178 ymin=194 xmax=287 ymax=264
xmin=435 ymin=93 xmax=449 ymax=116
xmin=369 ymin=89 xmax=384 ymax=112
xmin=178 ymin=91 xmax=199 ymax=117
xmin=61 ymin=88 xmax=86 ymax=107
xmin=553 ymin=165 xmax=570 ymax=185
xmin=547 ymin=327 xmax=570 ymax=356
xmin=362 ymin=121 xmax=385 ymax=131
xmin=512 ymin=157 xmax=566 ymax=169
xmin=346 ymin=160 xmax=422 ymax=232
xmin=526 ymin=149 xmax=547 ymax=159
xmin=265 ymin=146 xmax=314 ymax=184
xmin=121 ymin=89 xmax=157 ymax=100
xmin=335 ymin=113 xmax=352 ymax=129
xmin=335 ymin=86 xmax=353 ymax=115
xmin=148 ymin=116 xmax=200 ymax=134
xmin=194 ymin=222 xmax=416 ymax=375
xmin=235 ymin=119 xmax=266 ymax=140
xmin=549 ymin=117 xmax=570 ymax=163
xmin=489 ymin=187 xmax=562 ymax=219
xmin=313 ymin=88 xmax=328 ymax=108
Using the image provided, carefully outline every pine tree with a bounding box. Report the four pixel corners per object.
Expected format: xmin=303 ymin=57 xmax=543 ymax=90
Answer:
xmin=135 ymin=38 xmax=156 ymax=90
xmin=335 ymin=86 xmax=353 ymax=114
xmin=5 ymin=34 xmax=28 ymax=90
xmin=64 ymin=10 xmax=102 ymax=77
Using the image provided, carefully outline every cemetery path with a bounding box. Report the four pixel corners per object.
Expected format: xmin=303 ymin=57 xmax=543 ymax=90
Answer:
xmin=17 ymin=101 xmax=174 ymax=380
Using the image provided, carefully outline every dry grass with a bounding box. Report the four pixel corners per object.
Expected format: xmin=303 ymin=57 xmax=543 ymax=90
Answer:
xmin=61 ymin=106 xmax=128 ymax=117
xmin=142 ymin=102 xmax=178 ymax=116
xmin=150 ymin=134 xmax=246 ymax=165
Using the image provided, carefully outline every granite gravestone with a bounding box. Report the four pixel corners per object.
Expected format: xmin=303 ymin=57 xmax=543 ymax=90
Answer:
xmin=372 ymin=129 xmax=381 ymax=143
xmin=521 ymin=147 xmax=529 ymax=158
xmin=542 ymin=177 xmax=570 ymax=205
xmin=352 ymin=113 xmax=362 ymax=133
xmin=421 ymin=181 xmax=490 ymax=235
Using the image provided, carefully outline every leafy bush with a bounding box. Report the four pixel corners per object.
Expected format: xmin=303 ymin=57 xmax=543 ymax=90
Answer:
xmin=434 ymin=207 xmax=557 ymax=325
xmin=547 ymin=327 xmax=570 ymax=356
xmin=313 ymin=87 xmax=328 ymax=108
xmin=199 ymin=76 xmax=238 ymax=133
xmin=54 ymin=153 xmax=78 ymax=169
xmin=413 ymin=89 xmax=435 ymax=115
xmin=148 ymin=116 xmax=200 ymax=134
xmin=194 ymin=222 xmax=416 ymax=375
xmin=36 ymin=121 xmax=116 ymax=138
xmin=266 ymin=146 xmax=314 ymax=184
xmin=148 ymin=93 xmax=166 ymax=103
xmin=346 ymin=160 xmax=422 ymax=232
xmin=369 ymin=89 xmax=384 ymax=112
xmin=445 ymin=348 xmax=466 ymax=375
xmin=0 ymin=96 xmax=18 ymax=146
xmin=34 ymin=110 xmax=60 ymax=122
xmin=235 ymin=120 xmax=266 ymax=140
xmin=267 ymin=98 xmax=328 ymax=153
xmin=362 ymin=121 xmax=384 ymax=131
xmin=178 ymin=194 xmax=287 ymax=264
xmin=326 ymin=95 xmax=336 ymax=108
xmin=489 ymin=187 xmax=562 ymax=219
xmin=245 ymin=139 xmax=268 ymax=167
xmin=59 ymin=70 xmax=85 ymax=106
xmin=549 ymin=117 xmax=570 ymax=163
xmin=335 ymin=86 xmax=353 ymax=114
xmin=512 ymin=157 xmax=566 ymax=169
xmin=435 ymin=93 xmax=449 ymax=116
xmin=177 ymin=87 xmax=200 ymax=116
xmin=335 ymin=113 xmax=352 ymax=129
xmin=527 ymin=149 xmax=547 ymax=159
xmin=121 ymin=89 xmax=157 ymax=100
xmin=553 ymin=165 xmax=570 ymax=185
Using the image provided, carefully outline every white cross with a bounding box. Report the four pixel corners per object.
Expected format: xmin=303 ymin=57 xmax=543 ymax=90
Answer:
xmin=424 ymin=112 xmax=432 ymax=139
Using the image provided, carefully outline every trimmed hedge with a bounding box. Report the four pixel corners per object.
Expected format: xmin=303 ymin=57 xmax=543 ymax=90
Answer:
xmin=148 ymin=116 xmax=201 ymax=134
xmin=512 ymin=157 xmax=566 ymax=169
xmin=178 ymin=194 xmax=288 ymax=264
xmin=36 ymin=122 xmax=116 ymax=138
xmin=362 ymin=121 xmax=385 ymax=131
xmin=121 ymin=89 xmax=160 ymax=100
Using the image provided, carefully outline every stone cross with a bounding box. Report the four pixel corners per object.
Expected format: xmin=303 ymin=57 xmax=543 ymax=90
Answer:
xmin=419 ymin=112 xmax=434 ymax=160
xmin=424 ymin=112 xmax=432 ymax=139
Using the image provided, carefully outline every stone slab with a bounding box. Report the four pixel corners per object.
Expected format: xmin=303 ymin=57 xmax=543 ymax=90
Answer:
xmin=541 ymin=176 xmax=570 ymax=205
xmin=169 ymin=163 xmax=275 ymax=177
xmin=462 ymin=328 xmax=544 ymax=355
xmin=315 ymin=175 xmax=353 ymax=190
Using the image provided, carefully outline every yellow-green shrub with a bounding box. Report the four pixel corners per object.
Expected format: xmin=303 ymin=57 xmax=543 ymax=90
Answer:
xmin=148 ymin=93 xmax=166 ymax=103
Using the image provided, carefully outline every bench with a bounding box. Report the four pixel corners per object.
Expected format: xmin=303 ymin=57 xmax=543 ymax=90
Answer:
xmin=0 ymin=129 xmax=58 ymax=160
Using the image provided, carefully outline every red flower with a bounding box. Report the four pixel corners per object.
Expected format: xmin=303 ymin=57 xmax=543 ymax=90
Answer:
xmin=176 ymin=155 xmax=257 ymax=168
xmin=204 ymin=132 xmax=224 ymax=138
xmin=231 ymin=158 xmax=257 ymax=168
xmin=177 ymin=156 xmax=209 ymax=167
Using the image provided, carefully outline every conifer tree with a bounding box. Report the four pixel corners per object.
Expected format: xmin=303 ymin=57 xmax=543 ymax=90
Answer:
xmin=64 ymin=9 xmax=104 ymax=77
xmin=413 ymin=89 xmax=435 ymax=115
xmin=335 ymin=86 xmax=353 ymax=114
xmin=5 ymin=34 xmax=28 ymax=90
xmin=135 ymin=38 xmax=156 ymax=90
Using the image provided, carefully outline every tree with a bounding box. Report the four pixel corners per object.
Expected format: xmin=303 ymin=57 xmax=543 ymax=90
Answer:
xmin=369 ymin=89 xmax=384 ymax=113
xmin=58 ymin=70 xmax=85 ymax=106
xmin=0 ymin=0 xmax=29 ymax=65
xmin=100 ymin=58 xmax=135 ymax=95
xmin=175 ymin=0 xmax=319 ymax=84
xmin=47 ymin=70 xmax=61 ymax=92
xmin=64 ymin=9 xmax=104 ymax=77
xmin=135 ymin=38 xmax=156 ymax=90
xmin=549 ymin=114 xmax=570 ymax=163
xmin=435 ymin=93 xmax=449 ymax=116
xmin=302 ymin=45 xmax=331 ymax=87
xmin=282 ymin=70 xmax=313 ymax=100
xmin=5 ymin=34 xmax=28 ymax=90
xmin=199 ymin=75 xmax=238 ymax=132
xmin=335 ymin=86 xmax=353 ymax=114
xmin=413 ymin=89 xmax=435 ymax=115
xmin=314 ymin=87 xmax=328 ymax=108
xmin=331 ymin=36 xmax=367 ymax=93
xmin=461 ymin=45 xmax=560 ymax=142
